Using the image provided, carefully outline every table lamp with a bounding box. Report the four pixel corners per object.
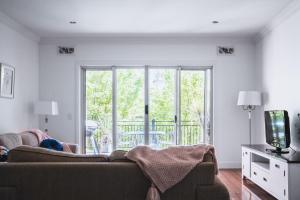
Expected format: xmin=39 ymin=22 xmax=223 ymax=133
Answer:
xmin=34 ymin=101 xmax=59 ymax=132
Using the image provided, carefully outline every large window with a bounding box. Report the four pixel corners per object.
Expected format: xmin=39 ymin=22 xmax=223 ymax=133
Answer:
xmin=82 ymin=66 xmax=212 ymax=154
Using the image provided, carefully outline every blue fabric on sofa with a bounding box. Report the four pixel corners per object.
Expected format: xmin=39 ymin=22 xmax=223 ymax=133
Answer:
xmin=40 ymin=139 xmax=63 ymax=151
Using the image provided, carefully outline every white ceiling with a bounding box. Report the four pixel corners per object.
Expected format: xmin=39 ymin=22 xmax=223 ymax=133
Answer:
xmin=0 ymin=0 xmax=293 ymax=37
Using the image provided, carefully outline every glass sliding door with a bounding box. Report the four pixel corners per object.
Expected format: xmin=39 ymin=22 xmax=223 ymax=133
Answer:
xmin=180 ymin=70 xmax=206 ymax=145
xmin=85 ymin=70 xmax=113 ymax=154
xmin=149 ymin=68 xmax=176 ymax=148
xmin=116 ymin=68 xmax=145 ymax=150
xmin=82 ymin=66 xmax=212 ymax=154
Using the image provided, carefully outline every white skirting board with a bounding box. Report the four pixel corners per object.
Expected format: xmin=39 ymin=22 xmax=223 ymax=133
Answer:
xmin=218 ymin=162 xmax=241 ymax=169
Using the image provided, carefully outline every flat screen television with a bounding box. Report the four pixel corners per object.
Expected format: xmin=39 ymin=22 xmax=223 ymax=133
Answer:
xmin=264 ymin=110 xmax=290 ymax=153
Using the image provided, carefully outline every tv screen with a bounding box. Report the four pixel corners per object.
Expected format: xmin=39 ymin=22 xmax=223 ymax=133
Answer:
xmin=265 ymin=110 xmax=290 ymax=149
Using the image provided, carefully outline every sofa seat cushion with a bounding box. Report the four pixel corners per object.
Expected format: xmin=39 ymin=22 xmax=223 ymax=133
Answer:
xmin=0 ymin=133 xmax=22 ymax=150
xmin=8 ymin=146 xmax=108 ymax=162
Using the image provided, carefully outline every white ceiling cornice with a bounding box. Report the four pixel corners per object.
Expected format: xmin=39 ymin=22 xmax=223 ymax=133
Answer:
xmin=0 ymin=11 xmax=40 ymax=42
xmin=255 ymin=0 xmax=300 ymax=42
xmin=39 ymin=34 xmax=254 ymax=45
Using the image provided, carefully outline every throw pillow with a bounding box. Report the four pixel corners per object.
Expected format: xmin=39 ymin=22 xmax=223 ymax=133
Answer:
xmin=40 ymin=139 xmax=63 ymax=151
xmin=0 ymin=146 xmax=8 ymax=162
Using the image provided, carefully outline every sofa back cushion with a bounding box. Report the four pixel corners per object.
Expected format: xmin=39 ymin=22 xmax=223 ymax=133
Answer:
xmin=8 ymin=145 xmax=108 ymax=162
xmin=19 ymin=132 xmax=39 ymax=147
xmin=0 ymin=133 xmax=22 ymax=150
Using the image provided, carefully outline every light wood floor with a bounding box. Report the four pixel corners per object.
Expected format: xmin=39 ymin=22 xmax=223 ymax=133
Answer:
xmin=218 ymin=169 xmax=276 ymax=200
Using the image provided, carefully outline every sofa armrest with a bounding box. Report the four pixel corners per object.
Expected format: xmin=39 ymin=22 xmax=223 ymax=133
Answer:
xmin=64 ymin=143 xmax=78 ymax=153
xmin=160 ymin=162 xmax=216 ymax=199
xmin=196 ymin=177 xmax=230 ymax=200
xmin=178 ymin=162 xmax=216 ymax=186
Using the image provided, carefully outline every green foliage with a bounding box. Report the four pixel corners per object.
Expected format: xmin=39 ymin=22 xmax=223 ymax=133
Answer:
xmin=86 ymin=71 xmax=112 ymax=125
xmin=116 ymin=69 xmax=144 ymax=120
xmin=181 ymin=71 xmax=205 ymax=124
xmin=85 ymin=69 xmax=205 ymax=150
xmin=149 ymin=69 xmax=175 ymax=121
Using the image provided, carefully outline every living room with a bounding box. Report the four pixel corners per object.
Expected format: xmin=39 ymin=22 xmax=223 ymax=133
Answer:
xmin=0 ymin=0 xmax=299 ymax=200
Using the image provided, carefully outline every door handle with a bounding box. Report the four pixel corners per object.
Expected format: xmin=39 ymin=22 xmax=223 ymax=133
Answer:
xmin=174 ymin=115 xmax=177 ymax=123
xmin=275 ymin=164 xmax=280 ymax=168
xmin=145 ymin=105 xmax=149 ymax=115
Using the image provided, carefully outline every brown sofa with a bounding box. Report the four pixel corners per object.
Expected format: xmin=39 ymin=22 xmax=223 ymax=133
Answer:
xmin=0 ymin=134 xmax=230 ymax=200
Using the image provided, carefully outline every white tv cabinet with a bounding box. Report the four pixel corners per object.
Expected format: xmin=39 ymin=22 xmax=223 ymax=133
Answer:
xmin=242 ymin=145 xmax=300 ymax=200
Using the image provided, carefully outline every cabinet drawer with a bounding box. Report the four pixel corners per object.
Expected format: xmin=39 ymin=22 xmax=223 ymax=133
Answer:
xmin=251 ymin=166 xmax=271 ymax=193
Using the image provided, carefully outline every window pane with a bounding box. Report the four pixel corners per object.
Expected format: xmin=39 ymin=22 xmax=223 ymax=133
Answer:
xmin=85 ymin=70 xmax=112 ymax=154
xmin=116 ymin=68 xmax=144 ymax=150
xmin=180 ymin=70 xmax=205 ymax=145
xmin=149 ymin=69 xmax=176 ymax=149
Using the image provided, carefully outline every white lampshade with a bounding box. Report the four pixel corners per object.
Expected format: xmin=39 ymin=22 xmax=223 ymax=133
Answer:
xmin=237 ymin=91 xmax=262 ymax=106
xmin=34 ymin=101 xmax=59 ymax=115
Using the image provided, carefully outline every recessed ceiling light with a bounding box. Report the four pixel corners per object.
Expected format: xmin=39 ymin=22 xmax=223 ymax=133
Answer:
xmin=212 ymin=21 xmax=219 ymax=24
xmin=69 ymin=21 xmax=77 ymax=24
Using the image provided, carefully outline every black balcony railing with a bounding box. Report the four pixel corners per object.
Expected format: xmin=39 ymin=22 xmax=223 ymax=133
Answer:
xmin=85 ymin=120 xmax=203 ymax=153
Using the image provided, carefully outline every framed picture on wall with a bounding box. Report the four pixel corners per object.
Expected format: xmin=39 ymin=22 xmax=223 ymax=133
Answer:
xmin=0 ymin=63 xmax=15 ymax=99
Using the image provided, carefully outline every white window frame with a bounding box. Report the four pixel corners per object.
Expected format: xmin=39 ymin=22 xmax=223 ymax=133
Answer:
xmin=80 ymin=65 xmax=213 ymax=153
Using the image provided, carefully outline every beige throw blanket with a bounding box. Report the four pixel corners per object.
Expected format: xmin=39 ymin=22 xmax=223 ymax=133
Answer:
xmin=125 ymin=144 xmax=217 ymax=200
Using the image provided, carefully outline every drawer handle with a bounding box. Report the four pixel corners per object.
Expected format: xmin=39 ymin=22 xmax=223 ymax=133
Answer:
xmin=275 ymin=164 xmax=280 ymax=168
xmin=263 ymin=177 xmax=267 ymax=182
xmin=253 ymin=171 xmax=257 ymax=176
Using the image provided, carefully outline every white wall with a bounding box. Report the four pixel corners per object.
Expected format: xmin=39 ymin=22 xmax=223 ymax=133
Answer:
xmin=0 ymin=19 xmax=39 ymax=133
xmin=39 ymin=36 xmax=258 ymax=168
xmin=256 ymin=6 xmax=300 ymax=149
